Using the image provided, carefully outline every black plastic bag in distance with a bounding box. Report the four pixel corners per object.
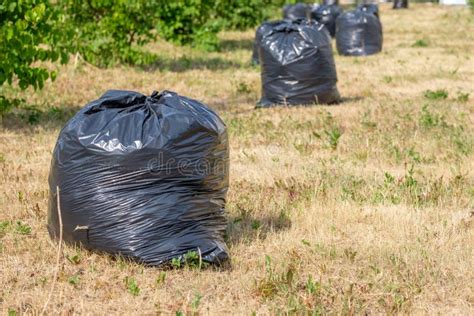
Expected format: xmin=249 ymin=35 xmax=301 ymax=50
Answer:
xmin=356 ymin=3 xmax=379 ymax=18
xmin=336 ymin=10 xmax=383 ymax=56
xmin=48 ymin=90 xmax=229 ymax=266
xmin=393 ymin=0 xmax=408 ymax=9
xmin=258 ymin=20 xmax=340 ymax=107
xmin=283 ymin=3 xmax=309 ymax=20
xmin=310 ymin=4 xmax=343 ymax=37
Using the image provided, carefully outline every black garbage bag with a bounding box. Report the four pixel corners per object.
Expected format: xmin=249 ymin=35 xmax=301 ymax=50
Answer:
xmin=258 ymin=20 xmax=340 ymax=107
xmin=310 ymin=4 xmax=343 ymax=37
xmin=47 ymin=90 xmax=229 ymax=266
xmin=336 ymin=10 xmax=383 ymax=56
xmin=393 ymin=0 xmax=408 ymax=9
xmin=283 ymin=3 xmax=309 ymax=20
xmin=251 ymin=21 xmax=286 ymax=65
xmin=356 ymin=3 xmax=379 ymax=18
xmin=322 ymin=0 xmax=338 ymax=5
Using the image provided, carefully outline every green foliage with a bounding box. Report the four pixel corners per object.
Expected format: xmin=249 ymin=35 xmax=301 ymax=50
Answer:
xmin=60 ymin=0 xmax=158 ymax=67
xmin=191 ymin=293 xmax=202 ymax=310
xmin=325 ymin=127 xmax=343 ymax=150
xmin=124 ymin=276 xmax=140 ymax=296
xmin=214 ymin=0 xmax=274 ymax=30
xmin=0 ymin=96 xmax=22 ymax=116
xmin=15 ymin=221 xmax=31 ymax=235
xmin=156 ymin=1 xmax=221 ymax=51
xmin=68 ymin=275 xmax=80 ymax=286
xmin=66 ymin=253 xmax=82 ymax=264
xmin=424 ymin=89 xmax=448 ymax=100
xmin=0 ymin=0 xmax=70 ymax=92
xmin=412 ymin=39 xmax=429 ymax=47
xmin=256 ymin=255 xmax=296 ymax=299
xmin=419 ymin=105 xmax=445 ymax=128
xmin=171 ymin=257 xmax=182 ymax=269
xmin=155 ymin=271 xmax=166 ymax=286
xmin=170 ymin=250 xmax=209 ymax=269
xmin=456 ymin=91 xmax=469 ymax=102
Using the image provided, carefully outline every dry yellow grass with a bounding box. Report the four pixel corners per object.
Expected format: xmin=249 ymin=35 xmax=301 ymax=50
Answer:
xmin=1 ymin=3 xmax=473 ymax=314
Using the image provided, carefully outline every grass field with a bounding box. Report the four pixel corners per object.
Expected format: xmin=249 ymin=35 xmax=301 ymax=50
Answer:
xmin=1 ymin=3 xmax=473 ymax=314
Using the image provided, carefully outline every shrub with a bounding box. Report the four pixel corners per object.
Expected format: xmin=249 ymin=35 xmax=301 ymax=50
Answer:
xmin=59 ymin=0 xmax=158 ymax=67
xmin=156 ymin=1 xmax=221 ymax=51
xmin=0 ymin=1 xmax=71 ymax=93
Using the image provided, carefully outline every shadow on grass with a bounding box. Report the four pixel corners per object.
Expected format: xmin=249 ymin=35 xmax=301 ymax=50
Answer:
xmin=219 ymin=38 xmax=254 ymax=52
xmin=339 ymin=96 xmax=365 ymax=103
xmin=226 ymin=213 xmax=292 ymax=247
xmin=140 ymin=55 xmax=245 ymax=72
xmin=0 ymin=104 xmax=80 ymax=132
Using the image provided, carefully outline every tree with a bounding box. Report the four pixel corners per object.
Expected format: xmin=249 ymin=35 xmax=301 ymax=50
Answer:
xmin=0 ymin=0 xmax=71 ymax=113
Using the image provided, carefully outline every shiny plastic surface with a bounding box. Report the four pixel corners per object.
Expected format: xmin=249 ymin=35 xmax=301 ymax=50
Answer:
xmin=48 ymin=90 xmax=229 ymax=266
xmin=282 ymin=3 xmax=309 ymax=20
xmin=356 ymin=4 xmax=379 ymax=18
xmin=311 ymin=4 xmax=343 ymax=37
xmin=336 ymin=10 xmax=383 ymax=56
xmin=258 ymin=20 xmax=340 ymax=107
xmin=251 ymin=20 xmax=286 ymax=65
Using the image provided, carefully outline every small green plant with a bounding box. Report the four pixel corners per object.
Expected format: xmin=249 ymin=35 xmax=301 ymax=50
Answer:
xmin=171 ymin=257 xmax=181 ymax=269
xmin=406 ymin=147 xmax=421 ymax=163
xmin=184 ymin=250 xmax=208 ymax=269
xmin=325 ymin=127 xmax=343 ymax=150
xmin=361 ymin=110 xmax=377 ymax=129
xmin=384 ymin=172 xmax=395 ymax=185
xmin=68 ymin=275 xmax=80 ymax=286
xmin=66 ymin=253 xmax=81 ymax=265
xmin=306 ymin=275 xmax=321 ymax=295
xmin=383 ymin=76 xmax=393 ymax=83
xmin=424 ymin=89 xmax=448 ymax=100
xmin=236 ymin=81 xmax=251 ymax=94
xmin=403 ymin=165 xmax=418 ymax=189
xmin=251 ymin=219 xmax=261 ymax=230
xmin=170 ymin=250 xmax=208 ymax=269
xmin=256 ymin=255 xmax=296 ymax=299
xmin=419 ymin=105 xmax=442 ymax=128
xmin=156 ymin=271 xmax=166 ymax=286
xmin=18 ymin=191 xmax=24 ymax=202
xmin=15 ymin=221 xmax=31 ymax=235
xmin=343 ymin=248 xmax=357 ymax=262
xmin=191 ymin=293 xmax=202 ymax=310
xmin=124 ymin=277 xmax=140 ymax=296
xmin=456 ymin=91 xmax=469 ymax=103
xmin=412 ymin=39 xmax=429 ymax=47
xmin=8 ymin=308 xmax=17 ymax=316
xmin=0 ymin=220 xmax=9 ymax=234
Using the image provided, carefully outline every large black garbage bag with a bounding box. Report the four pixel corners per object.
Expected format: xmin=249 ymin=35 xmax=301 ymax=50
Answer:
xmin=310 ymin=4 xmax=343 ymax=37
xmin=258 ymin=20 xmax=340 ymax=107
xmin=283 ymin=3 xmax=309 ymax=20
xmin=356 ymin=3 xmax=379 ymax=18
xmin=48 ymin=90 xmax=229 ymax=266
xmin=393 ymin=0 xmax=408 ymax=9
xmin=251 ymin=21 xmax=285 ymax=65
xmin=336 ymin=11 xmax=383 ymax=56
